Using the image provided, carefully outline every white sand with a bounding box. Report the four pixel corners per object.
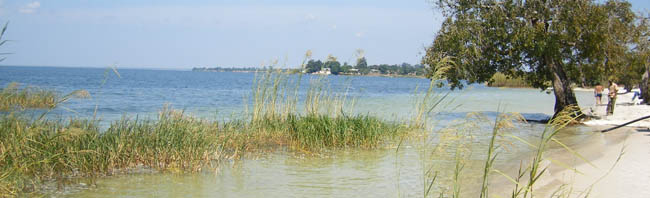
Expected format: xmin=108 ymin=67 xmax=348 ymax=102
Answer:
xmin=583 ymin=89 xmax=649 ymax=128
xmin=537 ymin=128 xmax=650 ymax=197
xmin=536 ymin=88 xmax=650 ymax=197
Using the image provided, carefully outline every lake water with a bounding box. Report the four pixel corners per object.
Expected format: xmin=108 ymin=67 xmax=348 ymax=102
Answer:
xmin=0 ymin=66 xmax=604 ymax=197
xmin=1 ymin=66 xmax=594 ymax=121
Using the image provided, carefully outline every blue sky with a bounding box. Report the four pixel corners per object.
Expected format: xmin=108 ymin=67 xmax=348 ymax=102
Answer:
xmin=0 ymin=0 xmax=648 ymax=69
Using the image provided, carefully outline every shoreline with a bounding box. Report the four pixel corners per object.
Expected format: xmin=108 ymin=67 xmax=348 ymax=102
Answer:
xmin=488 ymin=94 xmax=650 ymax=197
xmin=583 ymin=89 xmax=649 ymax=128
xmin=548 ymin=89 xmax=650 ymax=197
xmin=538 ymin=127 xmax=650 ymax=197
xmin=532 ymin=90 xmax=650 ymax=197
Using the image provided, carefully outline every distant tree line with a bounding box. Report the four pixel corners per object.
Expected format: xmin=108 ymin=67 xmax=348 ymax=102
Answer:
xmin=194 ymin=54 xmax=427 ymax=77
xmin=192 ymin=66 xmax=288 ymax=72
xmin=304 ymin=54 xmax=426 ymax=76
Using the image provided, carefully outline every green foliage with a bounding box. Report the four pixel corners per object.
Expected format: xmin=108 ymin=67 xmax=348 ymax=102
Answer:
xmin=324 ymin=59 xmax=342 ymax=75
xmin=426 ymin=0 xmax=640 ymax=89
xmin=488 ymin=73 xmax=531 ymax=88
xmin=305 ymin=59 xmax=323 ymax=73
xmin=636 ymin=15 xmax=650 ymax=101
xmin=356 ymin=57 xmax=368 ymax=69
xmin=424 ymin=0 xmax=644 ymax=116
xmin=341 ymin=62 xmax=353 ymax=73
xmin=301 ymin=55 xmax=426 ymax=76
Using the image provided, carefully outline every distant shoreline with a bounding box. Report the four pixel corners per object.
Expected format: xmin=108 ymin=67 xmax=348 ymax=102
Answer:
xmin=191 ymin=68 xmax=428 ymax=79
xmin=0 ymin=65 xmax=191 ymax=71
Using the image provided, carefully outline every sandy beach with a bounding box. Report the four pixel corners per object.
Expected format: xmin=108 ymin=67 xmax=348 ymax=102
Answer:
xmin=584 ymin=88 xmax=650 ymax=127
xmin=536 ymin=89 xmax=650 ymax=197
xmin=533 ymin=127 xmax=649 ymax=198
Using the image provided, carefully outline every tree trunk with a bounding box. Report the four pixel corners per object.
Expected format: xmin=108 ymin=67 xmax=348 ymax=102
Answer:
xmin=549 ymin=59 xmax=581 ymax=119
xmin=641 ymin=66 xmax=649 ymax=104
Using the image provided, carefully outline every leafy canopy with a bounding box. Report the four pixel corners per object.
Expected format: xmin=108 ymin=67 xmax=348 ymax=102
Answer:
xmin=424 ymin=0 xmax=643 ymax=90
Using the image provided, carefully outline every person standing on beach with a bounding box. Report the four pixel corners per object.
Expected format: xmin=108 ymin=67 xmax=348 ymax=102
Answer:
xmin=606 ymin=81 xmax=618 ymax=115
xmin=594 ymin=84 xmax=604 ymax=105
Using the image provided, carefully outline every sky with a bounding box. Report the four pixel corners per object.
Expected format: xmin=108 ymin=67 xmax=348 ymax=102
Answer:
xmin=0 ymin=0 xmax=648 ymax=69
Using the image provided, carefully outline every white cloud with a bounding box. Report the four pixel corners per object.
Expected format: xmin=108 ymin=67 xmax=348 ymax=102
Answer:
xmin=330 ymin=24 xmax=337 ymax=30
xmin=355 ymin=32 xmax=364 ymax=38
xmin=19 ymin=1 xmax=40 ymax=14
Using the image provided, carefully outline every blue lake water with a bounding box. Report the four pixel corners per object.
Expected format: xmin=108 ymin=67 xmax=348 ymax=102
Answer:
xmin=1 ymin=65 xmax=595 ymax=123
xmin=0 ymin=65 xmax=604 ymax=197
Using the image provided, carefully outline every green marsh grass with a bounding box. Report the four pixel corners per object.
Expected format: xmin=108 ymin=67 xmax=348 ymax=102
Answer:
xmin=0 ymin=82 xmax=57 ymax=111
xmin=246 ymin=69 xmax=401 ymax=151
xmin=0 ymin=66 xmax=620 ymax=197
xmin=0 ymin=82 xmax=90 ymax=113
xmin=0 ymin=68 xmax=408 ymax=195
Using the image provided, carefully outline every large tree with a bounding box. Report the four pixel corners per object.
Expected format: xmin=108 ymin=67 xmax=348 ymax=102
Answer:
xmin=305 ymin=60 xmax=323 ymax=73
xmin=423 ymin=0 xmax=642 ymax=118
xmin=324 ymin=54 xmax=342 ymax=74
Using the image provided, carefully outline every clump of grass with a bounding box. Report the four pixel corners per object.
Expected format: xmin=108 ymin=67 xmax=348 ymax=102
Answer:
xmin=0 ymin=107 xmax=404 ymax=196
xmin=100 ymin=107 xmax=222 ymax=172
xmin=0 ymin=66 xmax=412 ymax=196
xmin=0 ymin=113 xmax=102 ymax=195
xmin=244 ymin=58 xmax=387 ymax=151
xmin=285 ymin=114 xmax=400 ymax=150
xmin=244 ymin=71 xmax=400 ymax=151
xmin=0 ymin=82 xmax=58 ymax=111
xmin=0 ymin=109 xmax=232 ymax=195
xmin=0 ymin=82 xmax=90 ymax=112
xmin=487 ymin=72 xmax=529 ymax=88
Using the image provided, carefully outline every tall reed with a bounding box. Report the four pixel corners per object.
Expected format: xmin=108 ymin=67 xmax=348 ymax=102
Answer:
xmin=416 ymin=107 xmax=621 ymax=198
xmin=0 ymin=83 xmax=57 ymax=111
xmin=0 ymin=67 xmax=409 ymax=195
xmin=0 ymin=82 xmax=90 ymax=113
